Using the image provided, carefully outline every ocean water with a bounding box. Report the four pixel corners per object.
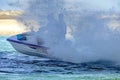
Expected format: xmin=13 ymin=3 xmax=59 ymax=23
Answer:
xmin=0 ymin=36 xmax=120 ymax=80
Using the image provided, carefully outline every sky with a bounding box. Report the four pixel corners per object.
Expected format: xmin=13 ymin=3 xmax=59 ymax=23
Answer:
xmin=0 ymin=0 xmax=18 ymax=10
xmin=0 ymin=0 xmax=28 ymax=10
xmin=0 ymin=0 xmax=120 ymax=11
xmin=66 ymin=0 xmax=120 ymax=11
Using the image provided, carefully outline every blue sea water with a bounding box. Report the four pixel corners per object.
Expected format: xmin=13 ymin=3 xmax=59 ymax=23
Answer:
xmin=0 ymin=35 xmax=120 ymax=80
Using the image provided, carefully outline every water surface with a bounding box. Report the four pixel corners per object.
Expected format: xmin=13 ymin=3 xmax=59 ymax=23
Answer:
xmin=0 ymin=36 xmax=120 ymax=80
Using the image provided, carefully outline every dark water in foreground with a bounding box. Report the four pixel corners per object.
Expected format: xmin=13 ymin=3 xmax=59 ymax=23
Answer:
xmin=0 ymin=36 xmax=120 ymax=80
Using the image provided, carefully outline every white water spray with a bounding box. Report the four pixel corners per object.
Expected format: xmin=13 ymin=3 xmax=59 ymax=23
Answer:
xmin=18 ymin=0 xmax=120 ymax=63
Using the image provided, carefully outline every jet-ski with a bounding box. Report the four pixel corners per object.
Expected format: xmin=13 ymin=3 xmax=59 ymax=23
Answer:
xmin=7 ymin=32 xmax=50 ymax=58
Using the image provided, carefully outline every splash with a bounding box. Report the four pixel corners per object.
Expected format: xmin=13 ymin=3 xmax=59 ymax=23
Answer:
xmin=18 ymin=0 xmax=120 ymax=63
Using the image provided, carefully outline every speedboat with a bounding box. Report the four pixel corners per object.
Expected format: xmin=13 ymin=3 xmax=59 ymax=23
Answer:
xmin=7 ymin=32 xmax=51 ymax=58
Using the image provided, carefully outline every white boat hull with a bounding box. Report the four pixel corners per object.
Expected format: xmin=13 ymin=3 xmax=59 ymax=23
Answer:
xmin=7 ymin=35 xmax=50 ymax=58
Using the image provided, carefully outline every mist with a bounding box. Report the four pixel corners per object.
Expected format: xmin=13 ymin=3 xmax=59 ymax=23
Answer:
xmin=13 ymin=0 xmax=120 ymax=63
